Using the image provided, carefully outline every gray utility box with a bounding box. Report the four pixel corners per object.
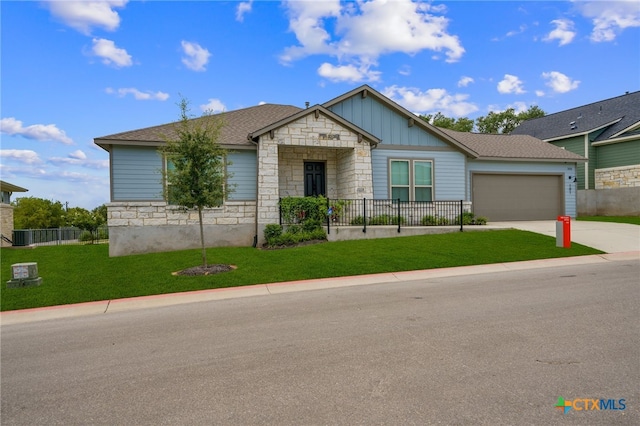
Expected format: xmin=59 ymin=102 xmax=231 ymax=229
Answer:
xmin=6 ymin=262 xmax=42 ymax=288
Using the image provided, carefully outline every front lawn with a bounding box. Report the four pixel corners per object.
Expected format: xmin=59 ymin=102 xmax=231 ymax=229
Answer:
xmin=1 ymin=230 xmax=602 ymax=311
xmin=577 ymin=216 xmax=640 ymax=225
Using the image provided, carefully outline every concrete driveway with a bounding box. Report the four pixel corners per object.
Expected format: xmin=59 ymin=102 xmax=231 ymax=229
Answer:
xmin=488 ymin=220 xmax=640 ymax=253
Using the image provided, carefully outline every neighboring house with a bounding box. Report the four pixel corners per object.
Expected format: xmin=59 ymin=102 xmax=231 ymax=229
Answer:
xmin=95 ymin=85 xmax=585 ymax=256
xmin=0 ymin=180 xmax=28 ymax=247
xmin=511 ymin=91 xmax=640 ymax=215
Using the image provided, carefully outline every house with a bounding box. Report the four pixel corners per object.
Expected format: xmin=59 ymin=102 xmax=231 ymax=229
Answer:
xmin=95 ymin=85 xmax=585 ymax=256
xmin=0 ymin=180 xmax=28 ymax=247
xmin=511 ymin=91 xmax=640 ymax=215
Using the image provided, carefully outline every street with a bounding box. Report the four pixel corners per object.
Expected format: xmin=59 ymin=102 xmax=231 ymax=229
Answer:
xmin=2 ymin=260 xmax=638 ymax=425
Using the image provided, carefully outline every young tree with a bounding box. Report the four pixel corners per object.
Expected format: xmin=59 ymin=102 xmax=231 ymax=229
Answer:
xmin=160 ymin=98 xmax=231 ymax=268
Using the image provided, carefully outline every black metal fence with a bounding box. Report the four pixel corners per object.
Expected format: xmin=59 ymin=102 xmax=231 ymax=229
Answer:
xmin=279 ymin=198 xmax=470 ymax=234
xmin=10 ymin=227 xmax=109 ymax=247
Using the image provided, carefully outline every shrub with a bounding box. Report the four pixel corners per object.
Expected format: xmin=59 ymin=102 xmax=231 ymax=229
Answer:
xmin=474 ymin=216 xmax=488 ymax=225
xmin=263 ymin=221 xmax=327 ymax=248
xmin=302 ymin=218 xmax=322 ymax=232
xmin=280 ymin=196 xmax=327 ymax=224
xmin=421 ymin=215 xmax=449 ymax=226
xmin=79 ymin=230 xmax=94 ymax=243
xmin=264 ymin=224 xmax=283 ymax=245
xmin=456 ymin=212 xmax=475 ymax=225
xmin=350 ymin=216 xmax=365 ymax=225
xmin=369 ymin=214 xmax=406 ymax=225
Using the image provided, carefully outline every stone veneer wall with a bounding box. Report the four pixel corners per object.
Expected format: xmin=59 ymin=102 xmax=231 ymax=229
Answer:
xmin=107 ymin=201 xmax=256 ymax=256
xmin=1 ymin=203 xmax=14 ymax=247
xmin=595 ymin=165 xmax=640 ymax=189
xmin=258 ymin=113 xmax=374 ymax=228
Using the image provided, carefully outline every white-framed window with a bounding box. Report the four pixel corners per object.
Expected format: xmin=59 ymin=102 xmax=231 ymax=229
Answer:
xmin=390 ymin=159 xmax=433 ymax=201
xmin=163 ymin=157 xmax=228 ymax=206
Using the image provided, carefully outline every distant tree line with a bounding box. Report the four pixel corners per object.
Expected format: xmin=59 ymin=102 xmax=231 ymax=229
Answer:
xmin=11 ymin=197 xmax=107 ymax=232
xmin=420 ymin=106 xmax=545 ymax=134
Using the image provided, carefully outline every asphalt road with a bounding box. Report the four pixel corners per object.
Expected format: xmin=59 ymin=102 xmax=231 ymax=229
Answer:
xmin=2 ymin=260 xmax=638 ymax=425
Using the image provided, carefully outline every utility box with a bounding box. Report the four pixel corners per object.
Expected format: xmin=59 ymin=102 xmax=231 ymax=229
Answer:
xmin=6 ymin=262 xmax=42 ymax=288
xmin=556 ymin=216 xmax=571 ymax=248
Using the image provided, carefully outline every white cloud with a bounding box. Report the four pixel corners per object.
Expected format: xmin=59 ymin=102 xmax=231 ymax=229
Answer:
xmin=46 ymin=0 xmax=128 ymax=35
xmin=181 ymin=41 xmax=211 ymax=72
xmin=200 ymin=99 xmax=226 ymax=113
xmin=105 ymin=87 xmax=169 ymax=101
xmin=91 ymin=38 xmax=132 ymax=68
xmin=48 ymin=150 xmax=109 ymax=169
xmin=457 ymin=76 xmax=474 ymax=87
xmin=0 ymin=149 xmax=42 ymax=164
xmin=543 ymin=19 xmax=576 ymax=45
xmin=497 ymin=74 xmax=526 ymax=94
xmin=575 ymin=0 xmax=640 ymax=42
xmin=382 ymin=85 xmax=479 ymax=117
xmin=317 ymin=63 xmax=381 ymax=83
xmin=69 ymin=150 xmax=87 ymax=160
xmin=398 ymin=65 xmax=412 ymax=76
xmin=281 ymin=0 xmax=465 ymax=73
xmin=0 ymin=117 xmax=73 ymax=145
xmin=236 ymin=1 xmax=253 ymax=22
xmin=535 ymin=90 xmax=545 ymax=97
xmin=542 ymin=71 xmax=580 ymax=93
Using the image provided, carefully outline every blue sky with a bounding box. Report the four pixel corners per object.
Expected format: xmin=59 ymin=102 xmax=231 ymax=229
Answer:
xmin=1 ymin=0 xmax=639 ymax=210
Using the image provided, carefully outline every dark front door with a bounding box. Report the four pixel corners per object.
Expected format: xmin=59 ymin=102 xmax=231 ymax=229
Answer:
xmin=304 ymin=162 xmax=326 ymax=197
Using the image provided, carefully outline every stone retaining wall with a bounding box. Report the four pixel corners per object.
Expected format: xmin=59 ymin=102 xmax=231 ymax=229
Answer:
xmin=595 ymin=165 xmax=640 ymax=189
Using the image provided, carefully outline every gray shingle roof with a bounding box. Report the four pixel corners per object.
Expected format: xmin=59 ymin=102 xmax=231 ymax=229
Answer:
xmin=95 ymin=104 xmax=303 ymax=148
xmin=438 ymin=128 xmax=586 ymax=162
xmin=511 ymin=91 xmax=640 ymax=141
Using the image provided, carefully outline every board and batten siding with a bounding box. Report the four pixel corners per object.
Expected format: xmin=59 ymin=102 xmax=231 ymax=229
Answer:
xmin=111 ymin=145 xmax=257 ymax=202
xmin=111 ymin=145 xmax=164 ymax=201
xmin=371 ymin=149 xmax=467 ymax=200
xmin=328 ymin=96 xmax=448 ymax=147
xmin=467 ymin=160 xmax=577 ymax=218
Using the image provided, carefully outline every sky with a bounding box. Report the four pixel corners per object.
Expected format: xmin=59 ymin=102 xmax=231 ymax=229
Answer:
xmin=1 ymin=0 xmax=639 ymax=210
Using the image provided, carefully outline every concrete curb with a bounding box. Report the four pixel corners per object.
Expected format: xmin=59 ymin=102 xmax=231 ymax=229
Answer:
xmin=2 ymin=251 xmax=638 ymax=326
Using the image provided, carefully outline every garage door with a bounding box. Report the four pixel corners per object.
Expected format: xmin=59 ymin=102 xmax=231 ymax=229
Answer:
xmin=472 ymin=174 xmax=563 ymax=221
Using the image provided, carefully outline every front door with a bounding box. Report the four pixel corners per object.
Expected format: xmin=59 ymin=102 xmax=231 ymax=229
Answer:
xmin=304 ymin=162 xmax=326 ymax=197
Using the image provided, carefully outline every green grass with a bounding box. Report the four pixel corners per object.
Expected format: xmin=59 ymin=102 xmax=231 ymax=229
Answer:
xmin=577 ymin=216 xmax=640 ymax=225
xmin=1 ymin=230 xmax=603 ymax=312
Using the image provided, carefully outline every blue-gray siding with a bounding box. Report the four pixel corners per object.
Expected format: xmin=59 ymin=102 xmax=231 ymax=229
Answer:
xmin=112 ymin=146 xmax=164 ymax=201
xmin=329 ymin=97 xmax=448 ymax=147
xmin=372 ymin=149 xmax=467 ymax=200
xmin=111 ymin=146 xmax=257 ymax=202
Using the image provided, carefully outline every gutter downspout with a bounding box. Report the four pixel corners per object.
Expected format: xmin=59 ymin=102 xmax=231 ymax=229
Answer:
xmin=584 ymin=134 xmax=590 ymax=190
xmin=250 ymin=134 xmax=259 ymax=248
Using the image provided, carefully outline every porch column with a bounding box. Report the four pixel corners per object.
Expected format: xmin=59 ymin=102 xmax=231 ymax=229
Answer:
xmin=257 ymin=136 xmax=280 ymax=225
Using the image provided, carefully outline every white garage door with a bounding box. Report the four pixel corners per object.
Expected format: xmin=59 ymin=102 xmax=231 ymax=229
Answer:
xmin=472 ymin=174 xmax=563 ymax=221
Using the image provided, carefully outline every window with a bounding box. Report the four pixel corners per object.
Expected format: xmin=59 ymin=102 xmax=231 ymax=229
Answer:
xmin=390 ymin=159 xmax=433 ymax=201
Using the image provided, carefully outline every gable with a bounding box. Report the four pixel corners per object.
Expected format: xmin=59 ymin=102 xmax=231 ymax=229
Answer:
xmin=327 ymin=95 xmax=449 ymax=148
xmin=324 ymin=85 xmax=478 ymax=157
xmin=512 ymin=91 xmax=640 ymax=143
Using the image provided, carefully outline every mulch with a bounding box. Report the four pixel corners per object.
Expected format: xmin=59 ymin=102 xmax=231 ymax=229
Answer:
xmin=173 ymin=264 xmax=236 ymax=276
